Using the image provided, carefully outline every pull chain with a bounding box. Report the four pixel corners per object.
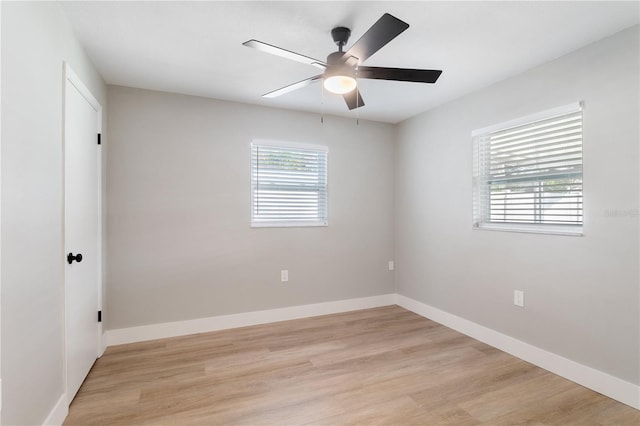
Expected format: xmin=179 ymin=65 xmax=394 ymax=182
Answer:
xmin=321 ymin=79 xmax=325 ymax=124
xmin=356 ymin=69 xmax=360 ymax=126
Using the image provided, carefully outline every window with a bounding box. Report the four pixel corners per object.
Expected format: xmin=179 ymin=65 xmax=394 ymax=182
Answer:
xmin=251 ymin=140 xmax=328 ymax=227
xmin=472 ymin=103 xmax=583 ymax=235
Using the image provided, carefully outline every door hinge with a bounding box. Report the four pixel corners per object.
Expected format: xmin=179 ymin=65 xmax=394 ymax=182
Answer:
xmin=98 ymin=310 xmax=102 ymax=323
xmin=97 ymin=133 xmax=101 ymax=145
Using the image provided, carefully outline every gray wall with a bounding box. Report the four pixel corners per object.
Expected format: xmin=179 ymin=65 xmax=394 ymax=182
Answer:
xmin=395 ymin=26 xmax=639 ymax=385
xmin=106 ymin=86 xmax=395 ymax=329
xmin=1 ymin=2 xmax=106 ymax=424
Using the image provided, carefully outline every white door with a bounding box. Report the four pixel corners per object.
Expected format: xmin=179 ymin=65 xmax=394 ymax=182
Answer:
xmin=64 ymin=65 xmax=101 ymax=403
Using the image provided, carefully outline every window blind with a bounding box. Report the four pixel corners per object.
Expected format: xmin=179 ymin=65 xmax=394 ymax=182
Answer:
xmin=473 ymin=105 xmax=583 ymax=230
xmin=251 ymin=142 xmax=328 ymax=227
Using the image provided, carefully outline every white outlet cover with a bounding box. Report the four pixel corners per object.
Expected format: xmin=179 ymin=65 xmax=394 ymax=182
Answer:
xmin=388 ymin=261 xmax=395 ymax=271
xmin=514 ymin=290 xmax=525 ymax=307
xmin=281 ymin=270 xmax=289 ymax=282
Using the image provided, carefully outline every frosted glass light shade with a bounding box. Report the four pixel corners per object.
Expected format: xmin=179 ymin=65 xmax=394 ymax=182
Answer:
xmin=323 ymin=75 xmax=357 ymax=94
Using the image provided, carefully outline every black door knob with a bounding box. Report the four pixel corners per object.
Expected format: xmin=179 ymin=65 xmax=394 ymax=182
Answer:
xmin=67 ymin=253 xmax=83 ymax=264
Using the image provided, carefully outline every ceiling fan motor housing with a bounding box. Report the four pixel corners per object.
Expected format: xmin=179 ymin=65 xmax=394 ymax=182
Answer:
xmin=326 ymin=51 xmax=346 ymax=66
xmin=325 ymin=51 xmax=356 ymax=79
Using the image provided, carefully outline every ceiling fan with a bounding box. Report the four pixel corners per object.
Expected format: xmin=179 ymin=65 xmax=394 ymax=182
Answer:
xmin=243 ymin=13 xmax=442 ymax=110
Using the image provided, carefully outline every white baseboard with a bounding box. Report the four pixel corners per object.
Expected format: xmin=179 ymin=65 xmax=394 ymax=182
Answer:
xmin=102 ymin=292 xmax=638 ymax=410
xmin=42 ymin=393 xmax=68 ymax=426
xmin=99 ymin=323 xmax=106 ymax=356
xmin=396 ymin=294 xmax=640 ymax=410
xmin=105 ymin=293 xmax=397 ymax=346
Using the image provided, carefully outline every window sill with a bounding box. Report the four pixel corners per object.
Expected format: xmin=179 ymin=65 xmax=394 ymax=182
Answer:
xmin=473 ymin=223 xmax=583 ymax=236
xmin=251 ymin=221 xmax=328 ymax=228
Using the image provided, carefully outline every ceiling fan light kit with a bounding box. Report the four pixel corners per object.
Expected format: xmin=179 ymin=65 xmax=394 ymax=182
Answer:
xmin=243 ymin=13 xmax=442 ymax=110
xmin=323 ymin=75 xmax=357 ymax=95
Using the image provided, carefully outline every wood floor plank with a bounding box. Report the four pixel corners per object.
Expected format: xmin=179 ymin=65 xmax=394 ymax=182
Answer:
xmin=64 ymin=306 xmax=639 ymax=425
xmin=305 ymin=395 xmax=427 ymax=425
xmin=458 ymin=372 xmax=578 ymax=421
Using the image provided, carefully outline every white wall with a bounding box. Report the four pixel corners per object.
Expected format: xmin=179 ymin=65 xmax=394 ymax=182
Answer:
xmin=1 ymin=2 xmax=106 ymax=424
xmin=106 ymin=86 xmax=395 ymax=330
xmin=395 ymin=26 xmax=639 ymax=385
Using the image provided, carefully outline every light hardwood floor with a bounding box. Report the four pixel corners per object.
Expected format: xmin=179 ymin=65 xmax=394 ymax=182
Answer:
xmin=64 ymin=306 xmax=639 ymax=425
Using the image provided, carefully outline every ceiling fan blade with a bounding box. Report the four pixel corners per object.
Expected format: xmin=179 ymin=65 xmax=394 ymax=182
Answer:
xmin=243 ymin=40 xmax=327 ymax=70
xmin=343 ymin=13 xmax=409 ymax=64
xmin=358 ymin=67 xmax=442 ymax=83
xmin=343 ymin=88 xmax=365 ymax=110
xmin=263 ymin=75 xmax=323 ymax=98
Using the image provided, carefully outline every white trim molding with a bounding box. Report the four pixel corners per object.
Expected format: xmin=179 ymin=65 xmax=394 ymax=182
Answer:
xmin=396 ymin=294 xmax=640 ymax=410
xmin=102 ymin=293 xmax=638 ymax=410
xmin=471 ymin=101 xmax=582 ymax=137
xmin=105 ymin=294 xmax=397 ymax=346
xmin=42 ymin=393 xmax=68 ymax=426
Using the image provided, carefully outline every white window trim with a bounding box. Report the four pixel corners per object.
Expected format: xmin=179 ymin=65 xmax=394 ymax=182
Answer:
xmin=251 ymin=221 xmax=328 ymax=229
xmin=472 ymin=102 xmax=584 ymax=236
xmin=252 ymin=139 xmax=328 ymax=152
xmin=250 ymin=139 xmax=329 ymax=228
xmin=474 ymin=222 xmax=583 ymax=237
xmin=471 ymin=102 xmax=583 ymax=137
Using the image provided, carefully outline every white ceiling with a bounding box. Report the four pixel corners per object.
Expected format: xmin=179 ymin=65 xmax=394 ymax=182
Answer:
xmin=61 ymin=1 xmax=639 ymax=123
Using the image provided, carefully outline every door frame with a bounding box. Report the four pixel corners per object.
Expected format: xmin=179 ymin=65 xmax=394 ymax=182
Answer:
xmin=62 ymin=62 xmax=103 ymax=404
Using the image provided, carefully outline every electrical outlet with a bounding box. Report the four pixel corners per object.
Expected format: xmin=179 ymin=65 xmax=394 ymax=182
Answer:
xmin=514 ymin=290 xmax=525 ymax=307
xmin=388 ymin=261 xmax=395 ymax=271
xmin=281 ymin=270 xmax=289 ymax=282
